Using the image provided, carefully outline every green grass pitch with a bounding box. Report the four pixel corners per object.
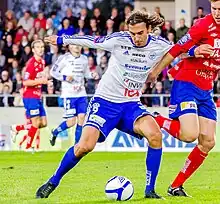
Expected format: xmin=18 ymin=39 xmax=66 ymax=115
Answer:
xmin=0 ymin=152 xmax=220 ymax=204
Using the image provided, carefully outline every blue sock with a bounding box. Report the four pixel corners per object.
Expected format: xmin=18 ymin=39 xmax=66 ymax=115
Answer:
xmin=53 ymin=121 xmax=69 ymax=137
xmin=49 ymin=146 xmax=82 ymax=187
xmin=75 ymin=124 xmax=82 ymax=144
xmin=145 ymin=146 xmax=162 ymax=193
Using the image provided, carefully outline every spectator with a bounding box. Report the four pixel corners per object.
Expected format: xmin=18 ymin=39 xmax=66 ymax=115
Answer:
xmin=9 ymin=59 xmax=20 ymax=80
xmin=154 ymin=6 xmax=165 ymax=19
xmin=76 ymin=19 xmax=89 ymax=36
xmin=93 ymin=8 xmax=106 ymax=31
xmin=46 ymin=18 xmax=57 ymax=36
xmin=96 ymin=55 xmax=108 ymax=78
xmin=50 ymin=11 xmax=60 ymax=30
xmin=152 ymin=81 xmax=166 ymax=107
xmin=0 ymin=49 xmax=6 ymax=71
xmin=123 ymin=4 xmax=133 ymax=21
xmin=4 ymin=10 xmax=17 ymax=29
xmin=57 ymin=18 xmax=75 ymax=36
xmin=63 ymin=8 xmax=78 ymax=29
xmin=7 ymin=44 xmax=21 ymax=65
xmin=82 ymin=47 xmax=92 ymax=57
xmin=89 ymin=18 xmax=100 ymax=36
xmin=2 ymin=34 xmax=13 ymax=62
xmin=14 ymin=26 xmax=28 ymax=45
xmin=161 ymin=20 xmax=176 ymax=41
xmin=12 ymin=72 xmax=22 ymax=94
xmin=167 ymin=32 xmax=175 ymax=44
xmin=19 ymin=45 xmax=32 ymax=67
xmin=78 ymin=8 xmax=90 ymax=29
xmin=86 ymin=56 xmax=97 ymax=94
xmin=192 ymin=7 xmax=205 ymax=25
xmin=95 ymin=49 xmax=106 ymax=65
xmin=176 ymin=18 xmax=189 ymax=41
xmin=0 ymin=70 xmax=13 ymax=94
xmin=109 ymin=7 xmax=121 ymax=31
xmin=19 ymin=35 xmax=30 ymax=52
xmin=29 ymin=21 xmax=45 ymax=41
xmin=34 ymin=11 xmax=46 ymax=30
xmin=17 ymin=10 xmax=34 ymax=32
xmin=103 ymin=19 xmax=115 ymax=36
xmin=2 ymin=21 xmax=16 ymax=41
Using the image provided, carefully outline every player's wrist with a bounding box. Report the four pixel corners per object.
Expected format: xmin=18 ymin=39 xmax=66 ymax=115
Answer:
xmin=188 ymin=45 xmax=197 ymax=57
xmin=57 ymin=36 xmax=63 ymax=45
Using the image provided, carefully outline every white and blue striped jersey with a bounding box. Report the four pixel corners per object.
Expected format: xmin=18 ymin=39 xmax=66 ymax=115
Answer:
xmin=62 ymin=32 xmax=172 ymax=102
xmin=50 ymin=52 xmax=92 ymax=98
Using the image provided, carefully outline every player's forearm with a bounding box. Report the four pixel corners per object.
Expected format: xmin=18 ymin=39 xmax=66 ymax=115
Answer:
xmin=57 ymin=35 xmax=97 ymax=49
xmin=152 ymin=53 xmax=174 ymax=75
xmin=23 ymin=79 xmax=42 ymax=86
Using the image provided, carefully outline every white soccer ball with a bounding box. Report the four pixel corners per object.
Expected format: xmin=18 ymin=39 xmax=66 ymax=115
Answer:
xmin=105 ymin=176 xmax=134 ymax=201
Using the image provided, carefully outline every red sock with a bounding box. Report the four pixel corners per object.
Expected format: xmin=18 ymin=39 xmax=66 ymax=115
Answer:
xmin=36 ymin=134 xmax=40 ymax=149
xmin=26 ymin=126 xmax=38 ymax=149
xmin=155 ymin=115 xmax=180 ymax=138
xmin=16 ymin=124 xmax=32 ymax=132
xmin=19 ymin=135 xmax=27 ymax=146
xmin=171 ymin=146 xmax=208 ymax=188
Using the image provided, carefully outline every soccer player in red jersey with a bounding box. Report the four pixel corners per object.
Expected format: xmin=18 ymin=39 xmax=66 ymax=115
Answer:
xmin=147 ymin=0 xmax=220 ymax=196
xmin=16 ymin=39 xmax=48 ymax=149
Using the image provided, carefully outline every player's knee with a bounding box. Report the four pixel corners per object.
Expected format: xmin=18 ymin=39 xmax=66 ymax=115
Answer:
xmin=147 ymin=131 xmax=162 ymax=148
xmin=74 ymin=142 xmax=94 ymax=157
xmin=77 ymin=114 xmax=85 ymax=126
xmin=180 ymin=130 xmax=198 ymax=143
xmin=67 ymin=117 xmax=76 ymax=127
xmin=199 ymin=135 xmax=215 ymax=152
xmin=40 ymin=122 xmax=47 ymax=128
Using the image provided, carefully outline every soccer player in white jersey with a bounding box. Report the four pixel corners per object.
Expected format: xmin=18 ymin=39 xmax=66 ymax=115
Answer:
xmin=36 ymin=11 xmax=203 ymax=199
xmin=50 ymin=44 xmax=99 ymax=146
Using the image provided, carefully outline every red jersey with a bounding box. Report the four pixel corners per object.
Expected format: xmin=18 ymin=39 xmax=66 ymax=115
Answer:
xmin=169 ymin=14 xmax=220 ymax=90
xmin=23 ymin=56 xmax=45 ymax=99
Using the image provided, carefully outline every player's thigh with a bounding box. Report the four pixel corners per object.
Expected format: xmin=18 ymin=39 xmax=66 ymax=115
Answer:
xmin=118 ymin=101 xmax=162 ymax=148
xmin=30 ymin=116 xmax=41 ymax=127
xmin=74 ymin=125 xmax=100 ymax=157
xmin=134 ymin=115 xmax=162 ymax=148
xmin=198 ymin=116 xmax=216 ymax=153
xmin=84 ymin=97 xmax=122 ymax=143
xmin=77 ymin=113 xmax=86 ymax=126
xmin=178 ymin=113 xmax=200 ymax=141
xmin=39 ymin=116 xmax=47 ymax=128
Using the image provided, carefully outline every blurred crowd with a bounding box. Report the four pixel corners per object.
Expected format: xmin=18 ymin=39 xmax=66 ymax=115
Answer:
xmin=0 ymin=6 xmax=219 ymax=107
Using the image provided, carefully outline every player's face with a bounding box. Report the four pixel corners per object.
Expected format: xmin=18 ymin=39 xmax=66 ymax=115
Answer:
xmin=69 ymin=44 xmax=82 ymax=55
xmin=33 ymin=42 xmax=45 ymax=57
xmin=128 ymin=22 xmax=149 ymax=47
xmin=211 ymin=1 xmax=220 ymax=24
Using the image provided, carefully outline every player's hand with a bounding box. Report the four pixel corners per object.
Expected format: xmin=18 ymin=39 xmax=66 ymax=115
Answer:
xmin=44 ymin=35 xmax=58 ymax=45
xmin=66 ymin=76 xmax=73 ymax=82
xmin=195 ymin=44 xmax=214 ymax=58
xmin=146 ymin=70 xmax=158 ymax=88
xmin=92 ymin=72 xmax=99 ymax=80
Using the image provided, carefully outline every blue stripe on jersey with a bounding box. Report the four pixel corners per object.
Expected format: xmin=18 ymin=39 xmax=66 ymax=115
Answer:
xmin=157 ymin=36 xmax=172 ymax=45
xmin=106 ymin=32 xmax=130 ymax=40
xmin=63 ymin=35 xmax=94 ymax=41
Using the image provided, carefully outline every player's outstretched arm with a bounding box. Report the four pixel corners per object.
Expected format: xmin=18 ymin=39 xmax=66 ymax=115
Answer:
xmin=45 ymin=34 xmax=117 ymax=52
xmin=23 ymin=78 xmax=48 ymax=86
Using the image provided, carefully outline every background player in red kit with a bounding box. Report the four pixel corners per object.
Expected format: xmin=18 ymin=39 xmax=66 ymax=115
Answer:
xmin=147 ymin=0 xmax=220 ymax=197
xmin=15 ymin=39 xmax=48 ymax=149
